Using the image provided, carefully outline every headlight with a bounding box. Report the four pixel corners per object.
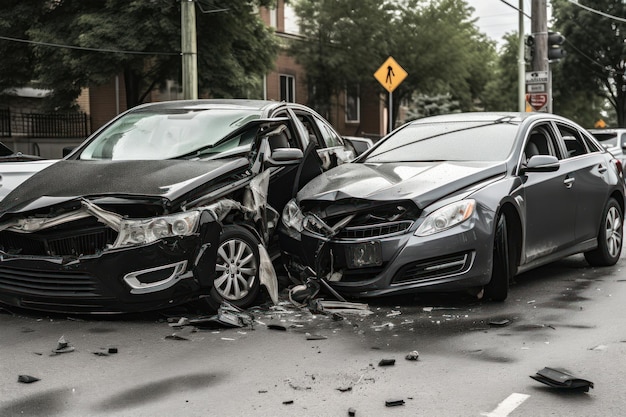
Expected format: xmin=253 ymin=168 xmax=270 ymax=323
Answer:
xmin=113 ymin=211 xmax=200 ymax=248
xmin=415 ymin=199 xmax=475 ymax=237
xmin=282 ymin=199 xmax=305 ymax=232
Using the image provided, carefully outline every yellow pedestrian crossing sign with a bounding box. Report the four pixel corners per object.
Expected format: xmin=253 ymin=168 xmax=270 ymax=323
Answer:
xmin=374 ymin=56 xmax=408 ymax=93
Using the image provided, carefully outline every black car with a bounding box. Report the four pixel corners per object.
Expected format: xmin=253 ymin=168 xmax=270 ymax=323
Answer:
xmin=0 ymin=99 xmax=367 ymax=313
xmin=279 ymin=112 xmax=625 ymax=302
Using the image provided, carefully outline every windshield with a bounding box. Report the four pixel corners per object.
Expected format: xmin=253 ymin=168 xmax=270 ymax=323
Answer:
xmin=363 ymin=121 xmax=519 ymax=163
xmin=79 ymin=108 xmax=261 ymax=160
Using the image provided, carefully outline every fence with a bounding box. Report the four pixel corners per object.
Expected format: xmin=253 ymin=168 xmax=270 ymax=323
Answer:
xmin=0 ymin=108 xmax=10 ymax=137
xmin=20 ymin=112 xmax=89 ymax=138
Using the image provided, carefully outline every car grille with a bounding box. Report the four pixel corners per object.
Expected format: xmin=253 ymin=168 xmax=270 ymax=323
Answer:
xmin=337 ymin=220 xmax=413 ymax=240
xmin=392 ymin=252 xmax=474 ymax=284
xmin=0 ymin=226 xmax=117 ymax=256
xmin=0 ymin=265 xmax=101 ymax=297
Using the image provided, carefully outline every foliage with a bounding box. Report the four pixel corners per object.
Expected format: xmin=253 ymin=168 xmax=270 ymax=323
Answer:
xmin=482 ymin=32 xmax=521 ymax=112
xmin=1 ymin=0 xmax=278 ymax=110
xmin=551 ymin=0 xmax=626 ymax=126
xmin=402 ymin=93 xmax=461 ymax=122
xmin=290 ymin=0 xmax=496 ymax=125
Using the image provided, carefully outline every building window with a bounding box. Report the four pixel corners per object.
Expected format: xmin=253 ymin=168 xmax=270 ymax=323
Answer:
xmin=345 ymin=84 xmax=360 ymax=123
xmin=280 ymin=74 xmax=295 ymax=102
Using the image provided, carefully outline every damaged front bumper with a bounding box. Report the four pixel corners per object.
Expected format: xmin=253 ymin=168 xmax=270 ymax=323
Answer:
xmin=0 ymin=206 xmax=221 ymax=314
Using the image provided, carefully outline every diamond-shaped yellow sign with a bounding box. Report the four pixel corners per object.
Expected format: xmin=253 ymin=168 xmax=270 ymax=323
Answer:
xmin=374 ymin=56 xmax=408 ymax=93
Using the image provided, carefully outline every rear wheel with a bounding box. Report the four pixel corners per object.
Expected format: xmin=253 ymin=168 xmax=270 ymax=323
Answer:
xmin=204 ymin=225 xmax=261 ymax=310
xmin=484 ymin=214 xmax=511 ymax=301
xmin=584 ymin=198 xmax=623 ymax=266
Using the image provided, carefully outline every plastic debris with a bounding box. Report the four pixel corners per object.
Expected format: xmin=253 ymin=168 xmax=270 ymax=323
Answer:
xmin=385 ymin=399 xmax=405 ymax=407
xmin=52 ymin=336 xmax=75 ymax=354
xmin=189 ymin=302 xmax=254 ymax=329
xmin=405 ymin=351 xmax=419 ymax=361
xmin=108 ymin=347 xmax=118 ymax=354
xmin=311 ymin=300 xmax=372 ymax=315
xmin=378 ymin=359 xmax=396 ymax=367
xmin=92 ymin=351 xmax=109 ymax=357
xmin=336 ymin=386 xmax=352 ymax=392
xmin=169 ymin=317 xmax=190 ymax=328
xmin=489 ymin=319 xmax=510 ymax=327
xmin=18 ymin=375 xmax=40 ymax=384
xmin=530 ymin=367 xmax=594 ymax=391
xmin=282 ymin=400 xmax=294 ymax=405
xmin=268 ymin=324 xmax=288 ymax=331
xmin=306 ymin=334 xmax=328 ymax=340
xmin=348 ymin=407 xmax=357 ymax=416
xmin=165 ymin=334 xmax=189 ymax=341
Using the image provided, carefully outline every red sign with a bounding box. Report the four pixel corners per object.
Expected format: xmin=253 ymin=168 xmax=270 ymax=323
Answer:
xmin=527 ymin=93 xmax=548 ymax=111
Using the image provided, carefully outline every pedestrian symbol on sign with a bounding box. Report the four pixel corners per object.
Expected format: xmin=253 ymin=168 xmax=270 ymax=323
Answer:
xmin=386 ymin=66 xmax=395 ymax=85
xmin=374 ymin=57 xmax=407 ymax=93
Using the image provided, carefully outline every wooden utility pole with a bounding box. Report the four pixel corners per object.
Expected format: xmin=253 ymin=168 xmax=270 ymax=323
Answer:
xmin=181 ymin=0 xmax=198 ymax=100
xmin=518 ymin=0 xmax=525 ymax=112
xmin=531 ymin=0 xmax=548 ymax=72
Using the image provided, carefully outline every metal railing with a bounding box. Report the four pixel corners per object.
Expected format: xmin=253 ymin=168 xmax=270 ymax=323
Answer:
xmin=0 ymin=108 xmax=10 ymax=137
xmin=20 ymin=112 xmax=89 ymax=138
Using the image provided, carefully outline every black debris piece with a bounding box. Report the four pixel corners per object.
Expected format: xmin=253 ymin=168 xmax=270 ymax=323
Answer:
xmin=282 ymin=400 xmax=294 ymax=405
xmin=385 ymin=399 xmax=405 ymax=407
xmin=530 ymin=367 xmax=594 ymax=392
xmin=336 ymin=386 xmax=352 ymax=392
xmin=268 ymin=324 xmax=288 ymax=331
xmin=489 ymin=319 xmax=510 ymax=327
xmin=18 ymin=375 xmax=40 ymax=384
xmin=92 ymin=351 xmax=109 ymax=357
xmin=348 ymin=407 xmax=357 ymax=416
xmin=405 ymin=351 xmax=419 ymax=361
xmin=306 ymin=334 xmax=328 ymax=340
xmin=258 ymin=390 xmax=268 ymax=394
xmin=108 ymin=347 xmax=118 ymax=354
xmin=165 ymin=334 xmax=189 ymax=341
xmin=378 ymin=359 xmax=396 ymax=367
xmin=52 ymin=335 xmax=75 ymax=354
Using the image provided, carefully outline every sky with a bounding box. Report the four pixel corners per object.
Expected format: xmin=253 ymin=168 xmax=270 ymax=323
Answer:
xmin=470 ymin=0 xmax=535 ymax=45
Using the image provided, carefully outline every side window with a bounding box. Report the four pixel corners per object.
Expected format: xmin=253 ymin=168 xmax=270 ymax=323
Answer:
xmin=556 ymin=123 xmax=590 ymax=158
xmin=280 ymin=75 xmax=295 ymax=103
xmin=523 ymin=124 xmax=559 ymax=162
xmin=314 ymin=116 xmax=343 ymax=148
xmin=295 ymin=113 xmax=321 ymax=148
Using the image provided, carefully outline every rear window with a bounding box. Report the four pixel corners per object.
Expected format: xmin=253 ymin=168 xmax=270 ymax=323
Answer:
xmin=364 ymin=122 xmax=519 ymax=163
xmin=592 ymin=133 xmax=619 ymax=147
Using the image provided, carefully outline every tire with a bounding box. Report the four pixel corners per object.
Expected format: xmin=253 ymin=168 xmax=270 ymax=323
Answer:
xmin=205 ymin=225 xmax=262 ymax=310
xmin=584 ymin=198 xmax=623 ymax=266
xmin=484 ymin=213 xmax=511 ymax=302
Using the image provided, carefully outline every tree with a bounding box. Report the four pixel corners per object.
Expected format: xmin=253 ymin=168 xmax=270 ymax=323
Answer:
xmin=551 ymin=0 xmax=626 ymax=125
xmin=290 ymin=0 xmax=496 ymax=127
xmin=13 ymin=0 xmax=278 ymax=110
xmin=481 ymin=32 xmax=521 ymax=112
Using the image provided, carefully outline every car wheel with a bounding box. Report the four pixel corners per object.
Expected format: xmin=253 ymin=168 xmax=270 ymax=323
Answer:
xmin=484 ymin=214 xmax=511 ymax=302
xmin=584 ymin=198 xmax=623 ymax=266
xmin=207 ymin=225 xmax=261 ymax=310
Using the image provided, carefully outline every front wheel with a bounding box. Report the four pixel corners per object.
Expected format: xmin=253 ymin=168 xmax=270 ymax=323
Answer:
xmin=484 ymin=213 xmax=512 ymax=302
xmin=205 ymin=225 xmax=261 ymax=311
xmin=584 ymin=198 xmax=623 ymax=266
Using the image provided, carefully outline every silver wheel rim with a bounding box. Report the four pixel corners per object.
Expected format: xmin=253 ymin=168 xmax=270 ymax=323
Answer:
xmin=214 ymin=238 xmax=258 ymax=301
xmin=605 ymin=206 xmax=622 ymax=258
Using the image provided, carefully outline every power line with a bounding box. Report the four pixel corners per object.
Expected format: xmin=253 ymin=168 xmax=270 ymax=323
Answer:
xmin=497 ymin=0 xmax=531 ymax=19
xmin=0 ymin=35 xmax=180 ymax=56
xmin=567 ymin=0 xmax=626 ymax=24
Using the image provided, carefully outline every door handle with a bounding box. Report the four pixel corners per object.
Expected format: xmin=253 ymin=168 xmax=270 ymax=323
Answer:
xmin=598 ymin=164 xmax=607 ymax=173
xmin=564 ymin=176 xmax=575 ymax=188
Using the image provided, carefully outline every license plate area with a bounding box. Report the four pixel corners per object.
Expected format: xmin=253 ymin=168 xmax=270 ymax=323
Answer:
xmin=345 ymin=241 xmax=382 ymax=268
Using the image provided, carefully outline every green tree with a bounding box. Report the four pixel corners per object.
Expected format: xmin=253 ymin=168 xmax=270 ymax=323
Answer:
xmin=290 ymin=0 xmax=496 ymax=126
xmin=482 ymin=32 xmax=521 ymax=112
xmin=11 ymin=0 xmax=277 ymax=110
xmin=551 ymin=0 xmax=626 ymax=125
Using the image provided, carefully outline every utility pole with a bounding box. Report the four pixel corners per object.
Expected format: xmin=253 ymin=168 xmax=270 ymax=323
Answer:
xmin=531 ymin=0 xmax=548 ymax=72
xmin=518 ymin=0 xmax=525 ymax=112
xmin=181 ymin=0 xmax=198 ymax=100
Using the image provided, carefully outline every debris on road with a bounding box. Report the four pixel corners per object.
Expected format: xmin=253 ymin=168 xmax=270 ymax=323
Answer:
xmin=267 ymin=324 xmax=288 ymax=331
xmin=385 ymin=399 xmax=405 ymax=407
xmin=489 ymin=319 xmax=510 ymax=327
xmin=310 ymin=299 xmax=372 ymax=315
xmin=165 ymin=334 xmax=189 ymax=341
xmin=378 ymin=358 xmax=396 ymax=367
xmin=589 ymin=344 xmax=608 ymax=351
xmin=336 ymin=386 xmax=352 ymax=392
xmin=405 ymin=351 xmax=419 ymax=361
xmin=306 ymin=334 xmax=327 ymax=340
xmin=348 ymin=407 xmax=357 ymax=416
xmin=108 ymin=347 xmax=118 ymax=354
xmin=17 ymin=375 xmax=40 ymax=384
xmin=52 ymin=335 xmax=75 ymax=354
xmin=530 ymin=367 xmax=594 ymax=391
xmin=188 ymin=302 xmax=255 ymax=330
xmin=282 ymin=400 xmax=294 ymax=405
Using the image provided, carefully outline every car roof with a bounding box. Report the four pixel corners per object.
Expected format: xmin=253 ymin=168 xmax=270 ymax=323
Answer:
xmin=407 ymin=112 xmax=574 ymax=125
xmin=128 ymin=99 xmax=283 ymax=113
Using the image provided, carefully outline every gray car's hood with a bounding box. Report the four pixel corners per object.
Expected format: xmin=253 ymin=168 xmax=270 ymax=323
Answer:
xmin=0 ymin=158 xmax=250 ymax=214
xmin=297 ymin=161 xmax=507 ymax=208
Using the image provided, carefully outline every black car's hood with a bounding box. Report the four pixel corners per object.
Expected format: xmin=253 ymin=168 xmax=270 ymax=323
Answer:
xmin=0 ymin=158 xmax=250 ymax=214
xmin=297 ymin=161 xmax=507 ymax=208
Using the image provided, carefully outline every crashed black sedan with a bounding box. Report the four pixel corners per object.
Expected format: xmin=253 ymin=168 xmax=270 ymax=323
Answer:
xmin=280 ymin=112 xmax=625 ymax=302
xmin=0 ymin=99 xmax=364 ymax=313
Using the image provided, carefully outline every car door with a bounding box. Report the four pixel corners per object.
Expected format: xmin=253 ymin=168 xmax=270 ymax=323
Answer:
xmin=521 ymin=123 xmax=577 ymax=263
xmin=555 ymin=122 xmax=612 ymax=244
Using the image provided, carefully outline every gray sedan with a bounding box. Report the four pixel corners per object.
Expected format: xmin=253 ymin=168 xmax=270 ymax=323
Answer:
xmin=279 ymin=112 xmax=625 ymax=301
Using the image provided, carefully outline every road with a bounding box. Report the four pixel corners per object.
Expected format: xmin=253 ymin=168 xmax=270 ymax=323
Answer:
xmin=1 ymin=253 xmax=625 ymax=417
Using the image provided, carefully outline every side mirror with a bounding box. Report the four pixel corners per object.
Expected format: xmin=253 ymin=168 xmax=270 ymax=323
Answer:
xmin=62 ymin=147 xmax=76 ymax=157
xmin=343 ymin=136 xmax=374 ymax=156
xmin=523 ymin=155 xmax=560 ymax=172
xmin=267 ymin=148 xmax=303 ymax=165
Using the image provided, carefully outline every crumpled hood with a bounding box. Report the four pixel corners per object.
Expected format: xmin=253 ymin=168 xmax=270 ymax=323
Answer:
xmin=0 ymin=158 xmax=249 ymax=214
xmin=297 ymin=161 xmax=507 ymax=208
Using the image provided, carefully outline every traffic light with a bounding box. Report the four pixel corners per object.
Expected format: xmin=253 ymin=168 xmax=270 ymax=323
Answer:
xmin=548 ymin=31 xmax=566 ymax=61
xmin=525 ymin=34 xmax=535 ymax=62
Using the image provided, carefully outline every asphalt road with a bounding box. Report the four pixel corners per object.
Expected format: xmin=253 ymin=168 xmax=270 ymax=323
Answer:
xmin=1 ymin=253 xmax=625 ymax=417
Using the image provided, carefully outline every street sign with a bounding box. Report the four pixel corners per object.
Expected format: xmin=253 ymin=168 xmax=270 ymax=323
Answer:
xmin=374 ymin=56 xmax=408 ymax=93
xmin=525 ymin=71 xmax=550 ymax=112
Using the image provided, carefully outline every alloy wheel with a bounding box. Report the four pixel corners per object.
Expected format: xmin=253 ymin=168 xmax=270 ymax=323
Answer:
xmin=214 ymin=238 xmax=258 ymax=301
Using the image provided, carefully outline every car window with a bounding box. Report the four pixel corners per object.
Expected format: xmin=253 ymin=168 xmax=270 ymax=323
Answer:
xmin=523 ymin=124 xmax=559 ymax=162
xmin=556 ymin=123 xmax=591 ymax=158
xmin=592 ymin=132 xmax=619 ymax=148
xmin=364 ymin=121 xmax=518 ymax=162
xmin=314 ymin=116 xmax=344 ymax=148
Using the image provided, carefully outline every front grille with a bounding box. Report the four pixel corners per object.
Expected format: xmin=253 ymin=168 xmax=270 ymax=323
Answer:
xmin=337 ymin=220 xmax=413 ymax=240
xmin=0 ymin=226 xmax=117 ymax=256
xmin=0 ymin=266 xmax=102 ymax=297
xmin=392 ymin=252 xmax=474 ymax=284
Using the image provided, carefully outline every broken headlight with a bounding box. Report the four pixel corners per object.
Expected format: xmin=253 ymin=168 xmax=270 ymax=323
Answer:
xmin=415 ymin=199 xmax=475 ymax=237
xmin=282 ymin=199 xmax=305 ymax=232
xmin=113 ymin=211 xmax=200 ymax=248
